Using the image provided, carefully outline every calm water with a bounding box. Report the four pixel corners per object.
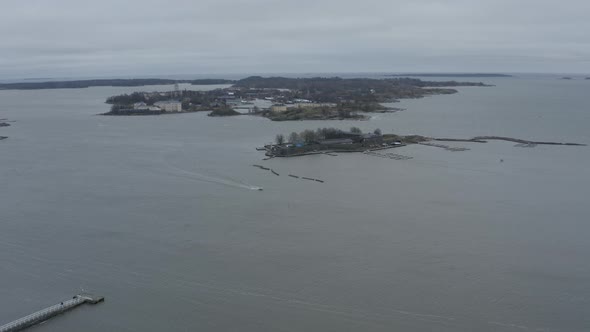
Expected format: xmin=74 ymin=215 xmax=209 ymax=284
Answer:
xmin=1 ymin=77 xmax=589 ymax=331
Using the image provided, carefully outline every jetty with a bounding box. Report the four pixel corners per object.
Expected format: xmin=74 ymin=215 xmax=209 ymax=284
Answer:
xmin=435 ymin=136 xmax=586 ymax=146
xmin=418 ymin=142 xmax=470 ymax=152
xmin=0 ymin=294 xmax=104 ymax=332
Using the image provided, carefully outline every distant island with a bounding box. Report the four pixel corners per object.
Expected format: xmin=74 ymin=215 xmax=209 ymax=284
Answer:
xmin=103 ymin=76 xmax=489 ymax=120
xmin=385 ymin=73 xmax=512 ymax=78
xmin=0 ymin=78 xmax=234 ymax=90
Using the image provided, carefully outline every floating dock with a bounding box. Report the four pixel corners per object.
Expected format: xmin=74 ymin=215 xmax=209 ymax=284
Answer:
xmin=0 ymin=294 xmax=104 ymax=332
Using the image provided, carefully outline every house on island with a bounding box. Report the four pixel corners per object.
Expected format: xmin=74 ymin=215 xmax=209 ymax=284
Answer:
xmin=154 ymin=100 xmax=182 ymax=112
xmin=132 ymin=102 xmax=162 ymax=112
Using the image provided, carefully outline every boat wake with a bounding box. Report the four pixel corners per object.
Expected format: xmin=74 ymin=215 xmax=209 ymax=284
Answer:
xmin=162 ymin=164 xmax=262 ymax=191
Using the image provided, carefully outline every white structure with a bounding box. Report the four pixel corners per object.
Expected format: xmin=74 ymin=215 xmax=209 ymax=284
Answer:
xmin=132 ymin=102 xmax=161 ymax=112
xmin=154 ymin=100 xmax=182 ymax=112
xmin=133 ymin=102 xmax=147 ymax=109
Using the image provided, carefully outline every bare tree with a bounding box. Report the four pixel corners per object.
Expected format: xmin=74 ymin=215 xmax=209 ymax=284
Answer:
xmin=275 ymin=134 xmax=285 ymax=145
xmin=350 ymin=127 xmax=362 ymax=134
xmin=301 ymin=129 xmax=317 ymax=144
xmin=288 ymin=132 xmax=300 ymax=143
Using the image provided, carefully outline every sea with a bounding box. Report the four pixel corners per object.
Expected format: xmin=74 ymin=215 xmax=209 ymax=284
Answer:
xmin=0 ymin=74 xmax=589 ymax=331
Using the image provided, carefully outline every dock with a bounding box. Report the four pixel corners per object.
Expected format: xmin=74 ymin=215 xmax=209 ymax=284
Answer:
xmin=0 ymin=294 xmax=104 ymax=332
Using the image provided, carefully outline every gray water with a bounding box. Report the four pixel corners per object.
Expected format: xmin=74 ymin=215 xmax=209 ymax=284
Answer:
xmin=1 ymin=77 xmax=589 ymax=331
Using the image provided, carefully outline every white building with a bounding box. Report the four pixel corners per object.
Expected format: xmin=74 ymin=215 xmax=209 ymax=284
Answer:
xmin=270 ymin=104 xmax=288 ymax=112
xmin=154 ymin=101 xmax=182 ymax=112
xmin=133 ymin=102 xmax=147 ymax=109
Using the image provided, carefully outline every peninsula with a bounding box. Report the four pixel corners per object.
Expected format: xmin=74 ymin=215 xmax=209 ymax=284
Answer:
xmin=103 ymin=76 xmax=489 ymax=119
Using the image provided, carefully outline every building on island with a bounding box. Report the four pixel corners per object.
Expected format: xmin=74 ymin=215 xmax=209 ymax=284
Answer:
xmin=133 ymin=102 xmax=147 ymax=109
xmin=131 ymin=102 xmax=162 ymax=112
xmin=154 ymin=100 xmax=182 ymax=112
xmin=270 ymin=104 xmax=288 ymax=112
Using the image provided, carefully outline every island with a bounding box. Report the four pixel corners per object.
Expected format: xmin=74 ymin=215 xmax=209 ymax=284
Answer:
xmin=103 ymin=76 xmax=489 ymax=120
xmin=0 ymin=78 xmax=234 ymax=90
xmin=262 ymin=127 xmax=428 ymax=157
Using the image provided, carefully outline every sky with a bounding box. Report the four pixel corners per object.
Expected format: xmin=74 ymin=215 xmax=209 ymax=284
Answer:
xmin=1 ymin=0 xmax=589 ymax=79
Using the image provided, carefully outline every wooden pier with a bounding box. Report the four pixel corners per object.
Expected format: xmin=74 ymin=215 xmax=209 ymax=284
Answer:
xmin=0 ymin=294 xmax=104 ymax=332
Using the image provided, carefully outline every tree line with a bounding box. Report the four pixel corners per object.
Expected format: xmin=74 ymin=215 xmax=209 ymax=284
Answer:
xmin=275 ymin=127 xmax=382 ymax=145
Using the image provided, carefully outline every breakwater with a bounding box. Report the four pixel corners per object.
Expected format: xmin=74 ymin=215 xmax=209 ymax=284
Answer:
xmin=435 ymin=136 xmax=586 ymax=146
xmin=0 ymin=294 xmax=104 ymax=332
xmin=418 ymin=142 xmax=470 ymax=152
xmin=363 ymin=151 xmax=413 ymax=160
xmin=252 ymin=165 xmax=325 ymax=183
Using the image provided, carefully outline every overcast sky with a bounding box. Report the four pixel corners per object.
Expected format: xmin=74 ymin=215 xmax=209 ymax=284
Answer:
xmin=1 ymin=0 xmax=589 ymax=78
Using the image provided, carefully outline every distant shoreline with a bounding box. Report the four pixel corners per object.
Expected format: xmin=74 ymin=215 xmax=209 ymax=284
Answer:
xmin=385 ymin=73 xmax=513 ymax=78
xmin=0 ymin=78 xmax=235 ymax=90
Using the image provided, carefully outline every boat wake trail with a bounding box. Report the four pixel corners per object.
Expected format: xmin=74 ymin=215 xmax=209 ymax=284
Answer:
xmin=161 ymin=164 xmax=262 ymax=191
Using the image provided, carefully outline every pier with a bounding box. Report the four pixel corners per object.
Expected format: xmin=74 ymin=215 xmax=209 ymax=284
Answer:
xmin=0 ymin=294 xmax=104 ymax=332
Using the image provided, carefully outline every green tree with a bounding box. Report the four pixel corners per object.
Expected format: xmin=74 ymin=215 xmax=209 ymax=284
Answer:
xmin=374 ymin=128 xmax=382 ymax=136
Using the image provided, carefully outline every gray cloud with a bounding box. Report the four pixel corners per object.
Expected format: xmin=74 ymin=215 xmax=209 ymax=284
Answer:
xmin=1 ymin=0 xmax=589 ymax=78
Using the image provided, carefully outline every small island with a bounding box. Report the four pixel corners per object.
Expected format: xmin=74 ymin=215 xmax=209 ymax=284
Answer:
xmin=103 ymin=76 xmax=489 ymax=120
xmin=262 ymin=127 xmax=428 ymax=157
